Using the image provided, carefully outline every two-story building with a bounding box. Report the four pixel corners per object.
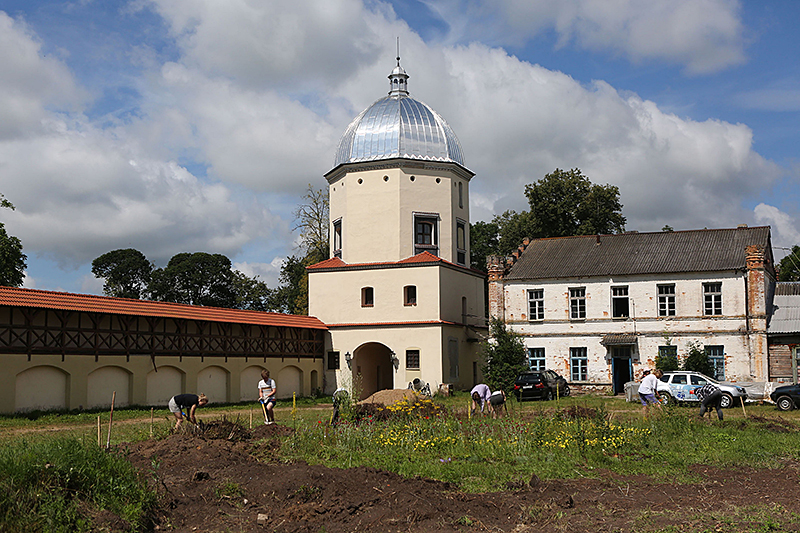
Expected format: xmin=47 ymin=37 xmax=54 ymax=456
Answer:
xmin=488 ymin=226 xmax=776 ymax=393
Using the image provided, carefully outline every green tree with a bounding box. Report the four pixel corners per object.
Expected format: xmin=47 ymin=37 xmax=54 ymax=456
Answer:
xmin=293 ymin=184 xmax=329 ymax=264
xmin=469 ymin=220 xmax=500 ymax=272
xmin=778 ymin=245 xmax=800 ymax=281
xmin=524 ymin=168 xmax=626 ymax=239
xmin=273 ymin=255 xmax=309 ymax=315
xmin=655 ymin=349 xmax=679 ymax=372
xmin=148 ymin=252 xmax=236 ymax=308
xmin=231 ymin=270 xmax=279 ymax=311
xmin=682 ymin=342 xmax=714 ymax=376
xmin=0 ymin=195 xmax=26 ymax=287
xmin=91 ymin=249 xmax=153 ymax=299
xmin=481 ymin=318 xmax=528 ymax=394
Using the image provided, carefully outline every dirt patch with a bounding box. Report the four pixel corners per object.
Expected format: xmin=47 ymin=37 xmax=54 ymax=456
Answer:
xmin=358 ymin=389 xmax=422 ymax=406
xmin=116 ymin=420 xmax=800 ymax=533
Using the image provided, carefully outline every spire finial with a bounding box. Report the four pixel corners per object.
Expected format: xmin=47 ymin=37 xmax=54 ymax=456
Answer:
xmin=388 ymin=38 xmax=409 ymax=97
xmin=396 ymin=36 xmax=400 ymax=65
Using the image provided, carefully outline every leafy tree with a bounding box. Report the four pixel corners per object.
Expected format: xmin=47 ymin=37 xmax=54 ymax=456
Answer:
xmin=91 ymin=249 xmax=153 ymax=299
xmin=682 ymin=342 xmax=714 ymax=376
xmin=148 ymin=252 xmax=236 ymax=308
xmin=469 ymin=220 xmax=500 ymax=272
xmin=231 ymin=270 xmax=279 ymax=311
xmin=273 ymin=255 xmax=309 ymax=315
xmin=778 ymin=245 xmax=800 ymax=281
xmin=481 ymin=318 xmax=528 ymax=394
xmin=0 ymin=195 xmax=26 ymax=287
xmin=524 ymin=168 xmax=626 ymax=239
xmin=655 ymin=350 xmax=679 ymax=372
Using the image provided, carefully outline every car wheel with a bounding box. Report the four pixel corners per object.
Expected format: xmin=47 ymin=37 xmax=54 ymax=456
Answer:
xmin=544 ymin=390 xmax=553 ymax=401
xmin=657 ymin=391 xmax=674 ymax=406
xmin=776 ymin=395 xmax=795 ymax=411
xmin=561 ymin=386 xmax=570 ymax=397
xmin=719 ymin=392 xmax=733 ymax=409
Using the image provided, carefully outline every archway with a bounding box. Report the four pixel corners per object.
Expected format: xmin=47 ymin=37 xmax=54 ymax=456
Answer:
xmin=240 ymin=366 xmax=266 ymax=402
xmin=353 ymin=342 xmax=394 ymax=400
xmin=16 ymin=366 xmax=68 ymax=412
xmin=197 ymin=366 xmax=229 ymax=404
xmin=277 ymin=366 xmax=302 ymax=399
xmin=88 ymin=366 xmax=131 ymax=408
xmin=146 ymin=366 xmax=183 ymax=405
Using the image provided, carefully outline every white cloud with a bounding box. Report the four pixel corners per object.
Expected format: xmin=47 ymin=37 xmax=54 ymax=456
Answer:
xmin=233 ymin=258 xmax=285 ymax=289
xmin=754 ymin=204 xmax=800 ymax=248
xmin=422 ymin=0 xmax=746 ymax=74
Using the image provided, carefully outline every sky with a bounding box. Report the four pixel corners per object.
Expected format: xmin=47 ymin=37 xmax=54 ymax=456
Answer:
xmin=1 ymin=0 xmax=799 ymax=295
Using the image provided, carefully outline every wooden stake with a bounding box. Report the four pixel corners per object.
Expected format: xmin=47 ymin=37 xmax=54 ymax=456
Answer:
xmin=105 ymin=391 xmax=116 ymax=450
xmin=97 ymin=415 xmax=101 ymax=447
xmin=741 ymin=397 xmax=747 ymax=418
xmin=150 ymin=407 xmax=154 ymax=438
xmin=249 ymin=405 xmax=253 ymax=429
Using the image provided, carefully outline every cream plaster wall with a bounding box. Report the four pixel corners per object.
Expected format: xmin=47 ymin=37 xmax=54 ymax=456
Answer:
xmin=0 ymin=354 xmax=323 ymax=413
xmin=328 ymin=164 xmax=471 ymax=265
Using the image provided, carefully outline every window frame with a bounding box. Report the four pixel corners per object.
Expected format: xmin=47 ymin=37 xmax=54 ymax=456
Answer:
xmin=527 ymin=288 xmax=544 ymax=321
xmin=456 ymin=219 xmax=467 ymax=265
xmin=361 ymin=287 xmax=374 ymax=307
xmin=404 ymin=285 xmax=417 ymax=306
xmin=327 ymin=351 xmax=340 ymax=370
xmin=611 ymin=286 xmax=630 ymax=319
xmin=413 ymin=213 xmax=439 ymax=256
xmin=528 ymin=347 xmax=546 ymax=371
xmin=570 ymin=347 xmax=588 ymax=381
xmin=406 ymin=349 xmax=420 ymax=370
xmin=657 ymin=284 xmax=676 ymax=317
xmin=569 ymin=287 xmax=586 ymax=319
xmin=703 ymin=282 xmax=722 ymax=316
xmin=332 ymin=218 xmax=342 ymax=258
xmin=705 ymin=345 xmax=725 ymax=380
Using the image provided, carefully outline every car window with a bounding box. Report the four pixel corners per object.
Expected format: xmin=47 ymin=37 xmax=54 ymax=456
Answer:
xmin=672 ymin=375 xmax=687 ymax=384
xmin=517 ymin=374 xmax=542 ymax=384
xmin=690 ymin=375 xmax=708 ymax=385
xmin=659 ymin=376 xmax=669 ymax=383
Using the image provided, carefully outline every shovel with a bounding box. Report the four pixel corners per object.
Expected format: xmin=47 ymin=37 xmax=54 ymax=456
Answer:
xmin=260 ymin=400 xmax=269 ymax=424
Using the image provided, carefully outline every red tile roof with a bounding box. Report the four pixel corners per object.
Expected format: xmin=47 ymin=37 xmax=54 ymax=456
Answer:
xmin=307 ymin=251 xmax=485 ymax=276
xmin=0 ymin=286 xmax=327 ymax=329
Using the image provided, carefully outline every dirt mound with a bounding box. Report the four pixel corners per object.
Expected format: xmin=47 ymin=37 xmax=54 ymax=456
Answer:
xmin=120 ymin=428 xmax=800 ymax=532
xmin=358 ymin=388 xmax=421 ymax=406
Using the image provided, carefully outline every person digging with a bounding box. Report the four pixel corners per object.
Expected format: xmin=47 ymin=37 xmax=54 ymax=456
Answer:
xmin=169 ymin=393 xmax=208 ymax=430
xmin=257 ymin=369 xmax=277 ymax=425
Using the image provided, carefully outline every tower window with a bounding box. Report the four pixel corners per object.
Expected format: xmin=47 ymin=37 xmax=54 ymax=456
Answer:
xmin=361 ymin=287 xmax=374 ymax=307
xmin=333 ymin=219 xmax=342 ymax=258
xmin=404 ymin=285 xmax=417 ymax=306
xmin=458 ymin=182 xmax=463 ymax=209
xmin=456 ymin=221 xmax=466 ymax=265
xmin=414 ymin=214 xmax=439 ymax=256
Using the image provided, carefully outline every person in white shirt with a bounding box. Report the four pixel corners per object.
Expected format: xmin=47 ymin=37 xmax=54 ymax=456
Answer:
xmin=637 ymin=369 xmax=664 ymax=416
xmin=257 ymin=369 xmax=277 ymax=425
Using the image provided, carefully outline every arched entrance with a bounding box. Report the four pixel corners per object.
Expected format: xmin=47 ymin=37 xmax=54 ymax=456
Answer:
xmin=353 ymin=342 xmax=394 ymax=400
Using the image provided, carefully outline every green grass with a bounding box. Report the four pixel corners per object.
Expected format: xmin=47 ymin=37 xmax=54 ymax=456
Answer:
xmin=0 ymin=436 xmax=158 ymax=532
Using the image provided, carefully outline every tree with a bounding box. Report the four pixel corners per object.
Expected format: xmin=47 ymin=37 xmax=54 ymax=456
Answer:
xmin=655 ymin=349 xmax=679 ymax=372
xmin=231 ymin=270 xmax=279 ymax=311
xmin=0 ymin=194 xmax=26 ymax=287
xmin=524 ymin=168 xmax=626 ymax=239
xmin=778 ymin=245 xmax=800 ymax=281
xmin=148 ymin=252 xmax=237 ymax=308
xmin=469 ymin=220 xmax=500 ymax=272
xmin=481 ymin=318 xmax=528 ymax=394
xmin=91 ymin=249 xmax=153 ymax=299
xmin=682 ymin=342 xmax=714 ymax=377
xmin=273 ymin=255 xmax=309 ymax=315
xmin=293 ymin=184 xmax=329 ymax=264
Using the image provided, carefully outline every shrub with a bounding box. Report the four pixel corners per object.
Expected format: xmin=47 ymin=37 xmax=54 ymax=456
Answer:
xmin=482 ymin=318 xmax=528 ymax=394
xmin=682 ymin=341 xmax=714 ymax=376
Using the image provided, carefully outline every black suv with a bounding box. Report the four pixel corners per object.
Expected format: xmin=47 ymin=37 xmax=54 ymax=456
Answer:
xmin=513 ymin=370 xmax=570 ymax=401
xmin=770 ymin=383 xmax=800 ymax=411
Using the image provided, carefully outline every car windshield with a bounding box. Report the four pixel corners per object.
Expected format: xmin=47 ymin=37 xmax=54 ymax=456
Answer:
xmin=517 ymin=374 xmax=542 ymax=384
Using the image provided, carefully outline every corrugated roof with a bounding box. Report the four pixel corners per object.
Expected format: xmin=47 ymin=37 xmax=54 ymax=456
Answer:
xmin=769 ymin=283 xmax=800 ymax=334
xmin=506 ymin=226 xmax=772 ymax=280
xmin=0 ymin=286 xmax=327 ymax=329
xmin=307 ymin=251 xmax=485 ymax=276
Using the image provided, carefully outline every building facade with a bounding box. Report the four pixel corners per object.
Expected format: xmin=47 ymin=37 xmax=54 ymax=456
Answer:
xmin=767 ymin=282 xmax=800 ymax=382
xmin=308 ymin=59 xmax=487 ymax=399
xmin=489 ymin=227 xmax=776 ymax=393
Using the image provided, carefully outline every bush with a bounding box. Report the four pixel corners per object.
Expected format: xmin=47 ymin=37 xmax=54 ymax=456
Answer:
xmin=682 ymin=342 xmax=714 ymax=376
xmin=481 ymin=318 xmax=528 ymax=394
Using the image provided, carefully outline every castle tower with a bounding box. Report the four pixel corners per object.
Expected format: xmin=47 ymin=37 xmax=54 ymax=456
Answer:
xmin=308 ymin=58 xmax=487 ymax=398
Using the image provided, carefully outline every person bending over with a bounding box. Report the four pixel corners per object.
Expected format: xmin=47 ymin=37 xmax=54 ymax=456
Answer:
xmin=470 ymin=383 xmax=492 ymax=416
xmin=169 ymin=393 xmax=208 ymax=430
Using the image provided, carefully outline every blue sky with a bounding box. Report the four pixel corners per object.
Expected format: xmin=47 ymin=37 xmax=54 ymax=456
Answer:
xmin=1 ymin=0 xmax=798 ymax=295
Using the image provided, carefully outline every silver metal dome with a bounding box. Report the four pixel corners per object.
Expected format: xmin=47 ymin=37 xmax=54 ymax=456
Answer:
xmin=333 ymin=59 xmax=465 ymax=168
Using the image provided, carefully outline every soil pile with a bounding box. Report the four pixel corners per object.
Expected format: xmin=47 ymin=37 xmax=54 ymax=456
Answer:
xmin=358 ymin=389 xmax=422 ymax=406
xmin=118 ymin=417 xmax=800 ymax=532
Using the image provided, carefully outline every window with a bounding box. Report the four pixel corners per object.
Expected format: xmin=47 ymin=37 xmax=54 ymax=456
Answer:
xmin=570 ymin=287 xmax=586 ymax=319
xmin=658 ymin=345 xmax=678 ymax=368
xmin=658 ymin=284 xmax=675 ymax=316
xmin=527 ymin=289 xmax=544 ymax=321
xmin=690 ymin=375 xmax=709 ymax=386
xmin=406 ymin=349 xmax=420 ymax=369
xmin=704 ymin=283 xmax=722 ymax=315
xmin=705 ymin=345 xmax=725 ymax=380
xmin=458 ymin=182 xmax=463 ymax=209
xmin=332 ymin=219 xmax=342 ymax=258
xmin=528 ymin=348 xmax=545 ymax=371
xmin=456 ymin=221 xmax=466 ymax=265
xmin=672 ymin=375 xmax=687 ymax=385
xmin=414 ymin=214 xmax=438 ymax=255
xmin=570 ymin=347 xmax=588 ymax=381
xmin=612 ymin=286 xmax=629 ymax=318
xmin=361 ymin=287 xmax=374 ymax=307
xmin=404 ymin=285 xmax=417 ymax=306
xmin=327 ymin=351 xmax=340 ymax=370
